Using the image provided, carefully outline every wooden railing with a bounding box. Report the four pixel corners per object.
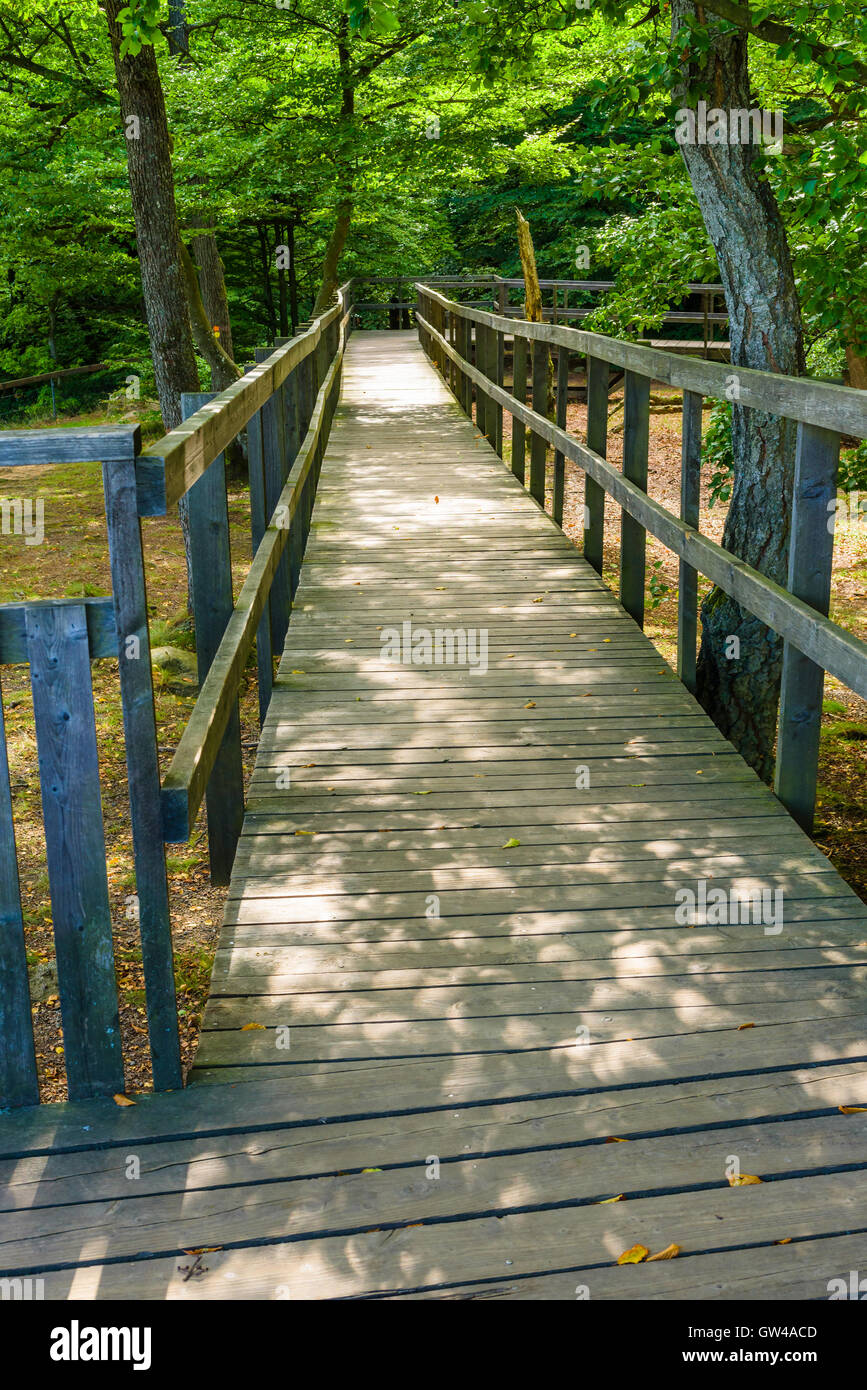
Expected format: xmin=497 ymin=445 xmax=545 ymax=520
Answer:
xmin=355 ymin=274 xmax=728 ymax=355
xmin=0 ymin=283 xmax=351 ymax=1108
xmin=415 ymin=281 xmax=867 ymax=835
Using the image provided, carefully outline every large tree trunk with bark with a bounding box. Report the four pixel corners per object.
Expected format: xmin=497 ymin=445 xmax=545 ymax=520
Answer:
xmin=672 ymin=0 xmax=805 ymax=781
xmin=104 ymin=0 xmax=199 ymax=430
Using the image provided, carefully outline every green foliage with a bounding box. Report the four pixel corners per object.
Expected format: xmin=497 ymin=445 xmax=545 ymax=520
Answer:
xmin=703 ymin=402 xmax=735 ymax=509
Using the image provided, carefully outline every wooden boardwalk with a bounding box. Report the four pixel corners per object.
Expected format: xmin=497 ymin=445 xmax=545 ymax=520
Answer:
xmin=2 ymin=330 xmax=866 ymax=1299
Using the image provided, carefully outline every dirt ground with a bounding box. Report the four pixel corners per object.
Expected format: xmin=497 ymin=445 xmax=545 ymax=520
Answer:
xmin=2 ymin=381 xmax=865 ymax=1101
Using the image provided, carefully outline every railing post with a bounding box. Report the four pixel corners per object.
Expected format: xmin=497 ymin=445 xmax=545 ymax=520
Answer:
xmin=620 ymin=370 xmax=650 ymax=626
xmin=677 ymin=390 xmax=703 ymax=692
xmin=181 ymin=393 xmax=245 ymax=887
xmin=26 ymin=603 xmax=125 ymax=1100
xmin=0 ymin=674 xmax=39 ymax=1108
xmin=583 ymin=355 xmax=608 ymax=573
xmin=511 ymin=332 xmax=527 ymax=484
xmin=774 ymin=422 xmax=840 ymax=832
xmin=553 ymin=344 xmax=569 ymax=526
xmin=494 ymin=325 xmax=504 ymax=457
xmin=244 ymin=367 xmax=274 ymax=727
xmin=255 ymin=347 xmax=293 ymax=652
xmin=529 ymin=339 xmax=548 ymax=505
xmin=102 ymin=441 xmax=182 ymax=1092
xmin=474 ymin=322 xmax=487 ymax=440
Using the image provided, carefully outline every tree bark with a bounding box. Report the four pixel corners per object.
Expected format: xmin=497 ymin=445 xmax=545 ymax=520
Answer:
xmin=672 ymin=0 xmax=805 ymax=781
xmin=312 ymin=194 xmax=353 ymax=317
xmin=103 ymin=0 xmax=199 ymax=430
xmin=516 ymin=209 xmax=554 ymax=414
xmin=844 ymin=346 xmax=867 ymax=391
xmin=179 ymin=241 xmax=241 ymax=390
xmin=312 ymin=24 xmax=355 ymax=317
xmin=191 ymin=231 xmax=234 ymax=360
xmin=256 ymin=221 xmax=277 ymax=339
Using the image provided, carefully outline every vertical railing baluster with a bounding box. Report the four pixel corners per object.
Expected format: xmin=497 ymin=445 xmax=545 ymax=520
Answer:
xmin=103 ymin=441 xmax=182 ymax=1091
xmin=255 ymin=347 xmax=293 ymax=651
xmin=494 ymin=323 xmax=504 ymax=458
xmin=26 ymin=603 xmax=124 ymax=1100
xmin=583 ymin=355 xmax=608 ymax=574
xmin=620 ymin=370 xmax=651 ymax=627
xmin=245 ymin=369 xmax=274 ymax=727
xmin=180 ymin=393 xmax=245 ymax=886
xmin=553 ymin=344 xmax=569 ymax=526
xmin=0 ymin=674 xmax=39 ymax=1108
xmin=529 ymin=339 xmax=548 ymax=505
xmin=512 ymin=333 xmax=527 ymax=484
xmin=678 ymin=390 xmax=703 ymax=692
xmin=774 ymin=422 xmax=840 ymax=832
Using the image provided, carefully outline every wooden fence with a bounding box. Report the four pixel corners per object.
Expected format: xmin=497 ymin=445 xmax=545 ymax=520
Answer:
xmin=0 ymin=284 xmax=351 ymax=1109
xmin=355 ymin=274 xmax=728 ymax=355
xmin=415 ymin=281 xmax=867 ymax=837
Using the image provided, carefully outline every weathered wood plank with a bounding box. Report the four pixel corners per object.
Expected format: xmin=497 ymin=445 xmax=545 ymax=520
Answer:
xmin=774 ymin=422 xmax=840 ymax=832
xmin=25 ymin=604 xmax=124 ymax=1100
xmin=0 ymin=674 xmax=39 ymax=1108
xmin=677 ymin=389 xmax=702 ymax=692
xmin=102 ymin=456 xmax=182 ymax=1092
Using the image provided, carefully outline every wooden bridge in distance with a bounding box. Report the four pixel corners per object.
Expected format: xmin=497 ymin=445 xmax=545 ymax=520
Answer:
xmin=1 ymin=294 xmax=867 ymax=1299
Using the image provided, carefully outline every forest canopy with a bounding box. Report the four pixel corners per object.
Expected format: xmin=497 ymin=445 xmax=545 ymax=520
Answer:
xmin=2 ymin=0 xmax=864 ymax=410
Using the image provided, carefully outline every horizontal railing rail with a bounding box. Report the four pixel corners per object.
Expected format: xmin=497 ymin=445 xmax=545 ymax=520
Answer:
xmin=415 ymin=280 xmax=867 ymax=838
xmin=0 ymin=282 xmax=351 ymax=1109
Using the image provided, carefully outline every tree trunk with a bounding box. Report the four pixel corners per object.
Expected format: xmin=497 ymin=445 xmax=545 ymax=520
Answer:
xmin=287 ymin=220 xmax=299 ymax=333
xmin=104 ymin=0 xmax=201 ymax=607
xmin=312 ymin=194 xmax=353 ymax=317
xmin=672 ymin=0 xmax=805 ymax=782
xmin=312 ymin=25 xmax=355 ymax=318
xmin=103 ymin=1 xmax=199 ymax=431
xmin=191 ymin=231 xmax=234 ymax=360
xmin=844 ymin=346 xmax=867 ymax=391
xmin=256 ymin=222 xmax=277 ymax=339
xmin=178 ymin=241 xmax=241 ymax=391
xmin=516 ymin=209 xmax=554 ymax=415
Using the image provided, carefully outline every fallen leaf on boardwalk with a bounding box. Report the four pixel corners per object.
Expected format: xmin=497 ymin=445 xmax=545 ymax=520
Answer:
xmin=434 ymin=497 xmax=439 ymax=503
xmin=775 ymin=1238 xmax=793 ymax=1245
xmin=569 ymin=632 xmax=577 ymax=637
xmin=647 ymin=1244 xmax=680 ymax=1262
xmin=414 ymin=789 xmax=433 ymax=795
xmin=362 ymin=1168 xmax=382 ymax=1173
xmin=728 ymin=1174 xmax=763 ymax=1186
xmin=839 ymin=1105 xmax=867 ymax=1114
xmin=524 ymin=701 xmax=536 ymax=708
xmin=605 ymin=1136 xmax=629 ymax=1143
xmin=241 ymin=1022 xmax=266 ymax=1031
xmin=113 ymin=1094 xmax=136 ymax=1107
xmin=617 ymin=1244 xmax=649 ymax=1265
xmin=603 ymin=638 xmax=611 ymax=643
xmin=502 ymin=838 xmax=521 ymax=848
xmin=598 ymin=1194 xmax=624 ymax=1204
xmin=290 ymin=669 xmax=306 ymax=674
xmin=435 ymin=586 xmax=446 ymax=590
xmin=294 ymin=829 xmax=315 ymax=836
xmin=532 ymin=597 xmax=543 ymax=604
xmin=737 ymin=1022 xmax=756 ymax=1030
xmin=628 ymin=783 xmax=646 ymax=788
